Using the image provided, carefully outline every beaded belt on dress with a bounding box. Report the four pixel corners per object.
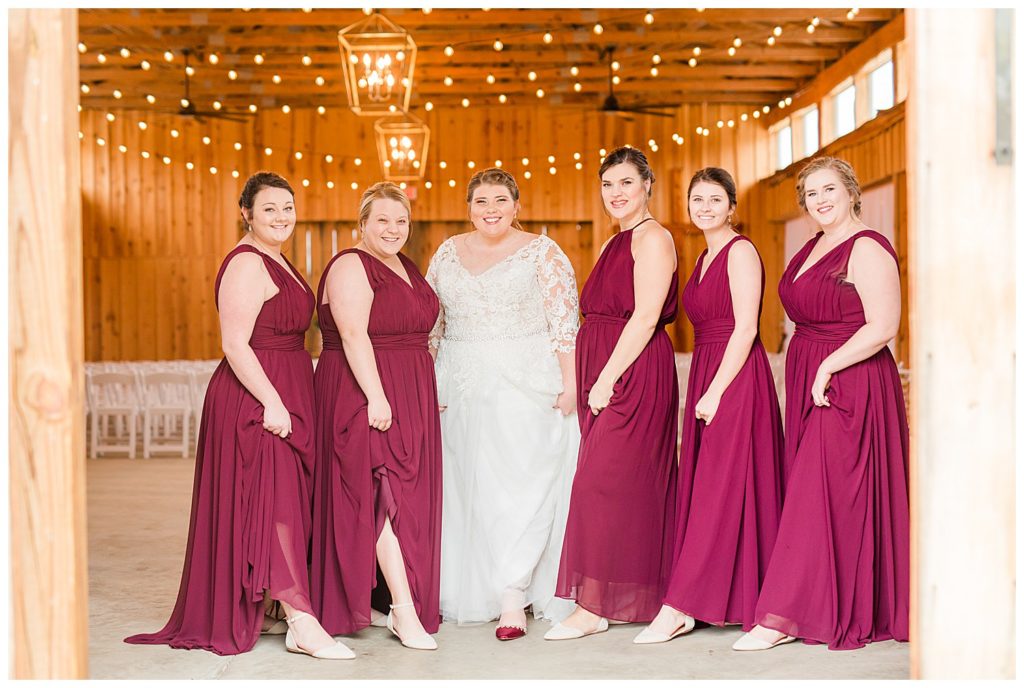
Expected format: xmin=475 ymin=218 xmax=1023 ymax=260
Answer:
xmin=693 ymin=318 xmax=735 ymax=345
xmin=443 ymin=327 xmax=546 ymax=342
xmin=793 ymin=322 xmax=861 ymax=343
xmin=321 ymin=331 xmax=428 ymax=351
xmin=249 ymin=333 xmax=306 ymax=351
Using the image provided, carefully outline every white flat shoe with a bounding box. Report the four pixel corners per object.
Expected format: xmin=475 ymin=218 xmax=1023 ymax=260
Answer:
xmin=262 ymin=616 xmax=288 ymax=635
xmin=387 ymin=602 xmax=438 ymax=651
xmin=543 ymin=616 xmax=609 ymax=640
xmin=633 ymin=614 xmax=696 ymax=644
xmin=731 ymin=631 xmax=797 ymax=651
xmin=284 ymin=611 xmax=356 ymax=660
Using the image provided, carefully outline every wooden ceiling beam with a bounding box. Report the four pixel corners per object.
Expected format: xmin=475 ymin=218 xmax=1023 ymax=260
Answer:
xmin=78 ymin=8 xmax=898 ymax=29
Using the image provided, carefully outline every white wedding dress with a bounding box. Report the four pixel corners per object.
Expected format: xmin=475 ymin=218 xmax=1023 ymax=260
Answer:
xmin=427 ymin=234 xmax=580 ymax=625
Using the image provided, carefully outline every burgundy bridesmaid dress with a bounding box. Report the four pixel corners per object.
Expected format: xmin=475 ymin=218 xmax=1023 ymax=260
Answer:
xmin=753 ymin=230 xmax=909 ymax=650
xmin=125 ymin=245 xmax=316 ymax=655
xmin=309 ymin=249 xmax=442 ymax=635
xmin=662 ymin=235 xmax=785 ymax=630
xmin=555 ymin=228 xmax=680 ymax=622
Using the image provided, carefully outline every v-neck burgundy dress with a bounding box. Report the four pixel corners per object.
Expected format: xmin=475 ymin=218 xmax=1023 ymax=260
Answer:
xmin=125 ymin=244 xmax=316 ymax=655
xmin=753 ymin=230 xmax=909 ymax=649
xmin=309 ymin=249 xmax=443 ymax=635
xmin=555 ymin=228 xmax=680 ymax=622
xmin=662 ymin=234 xmax=785 ymax=629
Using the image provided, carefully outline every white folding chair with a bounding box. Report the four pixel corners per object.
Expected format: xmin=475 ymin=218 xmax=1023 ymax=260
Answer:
xmin=140 ymin=371 xmax=193 ymax=458
xmin=87 ymin=371 xmax=141 ymax=459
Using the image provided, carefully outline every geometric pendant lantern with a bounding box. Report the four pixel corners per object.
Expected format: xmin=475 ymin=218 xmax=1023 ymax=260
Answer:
xmin=337 ymin=12 xmax=417 ymax=116
xmin=374 ymin=114 xmax=430 ymax=181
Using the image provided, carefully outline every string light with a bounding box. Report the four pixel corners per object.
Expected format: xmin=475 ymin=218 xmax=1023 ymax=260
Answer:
xmin=80 ymin=83 xmax=90 ymax=94
xmin=495 ymin=159 xmax=503 ymax=167
xmin=302 ymin=179 xmax=310 ymax=187
xmin=202 ymin=136 xmax=212 ymax=145
xmin=325 ymin=154 xmax=334 ymax=163
xmin=209 ymin=53 xmax=219 ymax=65
xmin=119 ymin=145 xmax=128 ymax=153
xmin=355 ymin=157 xmax=362 ymax=166
xmin=77 ymin=42 xmax=87 ymax=54
xmin=467 ymin=161 xmax=475 ymax=169
xmin=234 ymin=142 xmax=242 ymax=150
xmin=486 ymin=74 xmax=496 ymax=84
xmin=295 ymin=152 xmax=303 ymax=160
xmin=317 ymin=105 xmax=326 ymax=115
xmin=113 ymin=89 xmax=123 ymax=99
xmin=689 ymin=58 xmax=697 ymax=67
xmin=444 ymin=76 xmax=454 ymax=86
xmin=264 ymin=147 xmax=273 ymax=155
xmin=644 ymin=12 xmax=654 ymax=24
xmin=97 ymin=53 xmax=107 ymax=64
xmin=652 ymin=54 xmax=661 ymax=64
xmin=96 ymin=137 xmax=106 ymax=146
xmin=186 ymin=162 xmax=194 ymax=170
xmin=170 ymin=129 xmax=179 ymax=138
xmin=146 ymin=94 xmax=156 ymax=104
xmin=522 ymin=157 xmax=529 ymax=165
xmin=806 ymin=23 xmax=815 ymax=34
xmin=548 ymin=166 xmax=556 ymax=175
xmin=229 ymin=70 xmax=238 ymax=80
xmin=574 ymin=82 xmax=582 ymax=92
xmin=536 ymin=88 xmax=544 ymax=98
xmin=612 ymin=75 xmax=621 ymax=85
xmin=611 ymin=61 xmax=620 ymax=72
xmin=141 ymin=60 xmax=151 ymax=70
xmin=315 ymin=75 xmax=325 ymax=86
xmin=232 ymin=170 xmax=240 ymax=178
xmin=163 ymin=50 xmax=174 ymax=62
xmin=570 ymin=65 xmax=579 ymax=76
xmin=106 ymin=112 xmax=115 ymax=122
xmin=543 ymin=32 xmax=553 ymax=43
xmin=351 ymin=182 xmax=359 ymax=190
xmin=425 ymin=101 xmax=434 ymax=111
xmin=448 ymin=179 xmax=456 ymax=187
xmin=162 ymin=156 xmax=171 ymax=164
xmin=138 ymin=121 xmax=148 ymax=130
xmin=498 ymin=94 xmax=508 ymax=103
xmin=302 ymin=54 xmax=312 ymax=66
xmin=249 ymin=104 xmax=258 ymax=112
xmin=528 ymin=71 xmax=537 ymax=81
xmin=693 ymin=47 xmax=702 ymax=56
xmin=141 ymin=151 xmax=151 ymax=159
xmin=493 ymin=39 xmax=504 ymax=51
xmin=593 ymin=23 xmax=603 ymax=35
xmin=524 ymin=171 xmax=532 ymax=179
xmin=213 ymin=100 xmax=222 ymax=110
xmin=733 ymin=37 xmax=742 ymax=47
xmin=650 ymin=67 xmax=658 ymax=77
xmin=425 ymin=181 xmax=433 ymax=189
xmin=767 ymin=36 xmax=776 ymax=46
xmin=444 ymin=45 xmax=455 ymax=57
xmin=209 ymin=166 xmax=217 ymax=174
xmin=326 ymin=181 xmax=335 ymax=189
xmin=461 ymin=97 xmax=470 ymax=107
xmin=254 ymin=53 xmax=264 ymax=65
xmin=282 ymin=104 xmax=291 ymax=113
xmin=272 ymin=74 xmax=282 ymax=84
xmin=575 ymin=162 xmax=583 ymax=170
xmin=773 ymin=26 xmax=782 ymax=36
xmin=439 ymin=161 xmax=447 ymax=169
xmin=728 ymin=47 xmax=736 ymax=56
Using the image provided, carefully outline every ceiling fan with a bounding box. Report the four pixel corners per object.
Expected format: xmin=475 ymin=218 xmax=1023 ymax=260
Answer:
xmin=597 ymin=46 xmax=676 ymax=119
xmin=162 ymin=49 xmax=251 ymax=123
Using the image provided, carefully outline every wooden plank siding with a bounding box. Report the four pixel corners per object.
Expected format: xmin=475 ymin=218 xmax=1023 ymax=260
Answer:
xmin=79 ymin=99 xmax=904 ymax=361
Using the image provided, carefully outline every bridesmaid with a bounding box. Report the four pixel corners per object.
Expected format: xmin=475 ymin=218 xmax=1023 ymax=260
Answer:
xmin=309 ymin=181 xmax=442 ymax=651
xmin=125 ymin=172 xmax=352 ymax=659
xmin=734 ymin=156 xmax=909 ymax=651
xmin=547 ymin=146 xmax=679 ymax=640
xmin=635 ymin=168 xmax=784 ymax=644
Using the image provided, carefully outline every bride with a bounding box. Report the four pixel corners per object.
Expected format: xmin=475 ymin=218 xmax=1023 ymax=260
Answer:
xmin=427 ymin=168 xmax=580 ymax=640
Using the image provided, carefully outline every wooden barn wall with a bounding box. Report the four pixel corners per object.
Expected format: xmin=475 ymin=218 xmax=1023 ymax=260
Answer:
xmin=80 ymin=103 xmax=774 ymax=360
xmin=747 ymin=102 xmax=907 ymax=363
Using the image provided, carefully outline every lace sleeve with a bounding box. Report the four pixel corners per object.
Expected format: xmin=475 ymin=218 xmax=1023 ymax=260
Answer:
xmin=426 ymin=246 xmax=446 ymax=351
xmin=537 ymin=237 xmax=580 ymax=353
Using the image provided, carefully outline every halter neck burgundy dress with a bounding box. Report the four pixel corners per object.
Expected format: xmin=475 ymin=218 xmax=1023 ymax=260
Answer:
xmin=555 ymin=227 xmax=680 ymax=622
xmin=753 ymin=230 xmax=910 ymax=650
xmin=309 ymin=249 xmax=442 ymax=635
xmin=125 ymin=244 xmax=316 ymax=655
xmin=663 ymin=234 xmax=785 ymax=629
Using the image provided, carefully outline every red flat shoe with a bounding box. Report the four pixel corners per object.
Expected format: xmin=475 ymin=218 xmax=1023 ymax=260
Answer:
xmin=495 ymin=625 xmax=527 ymax=641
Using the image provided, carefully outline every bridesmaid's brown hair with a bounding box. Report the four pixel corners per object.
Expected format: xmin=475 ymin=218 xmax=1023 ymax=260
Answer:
xmin=238 ymin=171 xmax=294 ymax=229
xmin=796 ymin=156 xmax=862 ymax=218
xmin=357 ymin=182 xmax=412 ymax=228
xmin=466 ymin=168 xmax=524 ymax=231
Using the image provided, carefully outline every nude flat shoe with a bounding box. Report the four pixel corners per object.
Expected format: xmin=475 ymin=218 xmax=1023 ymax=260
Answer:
xmin=633 ymin=614 xmax=696 ymax=644
xmin=543 ymin=616 xmax=609 ymax=640
xmin=262 ymin=617 xmax=288 ymax=635
xmin=731 ymin=631 xmax=797 ymax=651
xmin=387 ymin=602 xmax=438 ymax=650
xmin=284 ymin=611 xmax=356 ymax=660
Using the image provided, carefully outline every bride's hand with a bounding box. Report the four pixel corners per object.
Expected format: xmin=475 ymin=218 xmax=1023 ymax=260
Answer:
xmin=553 ymin=389 xmax=577 ymax=416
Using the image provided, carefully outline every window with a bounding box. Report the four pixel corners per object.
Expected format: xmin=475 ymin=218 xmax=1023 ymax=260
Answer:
xmin=869 ymin=59 xmax=894 ymax=117
xmin=834 ymin=83 xmax=856 ymax=138
xmin=775 ymin=122 xmax=793 ymax=170
xmin=801 ymin=106 xmax=819 ymax=157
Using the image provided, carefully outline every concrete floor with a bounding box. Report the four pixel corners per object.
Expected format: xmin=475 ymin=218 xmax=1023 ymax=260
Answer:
xmin=88 ymin=457 xmax=909 ymax=680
